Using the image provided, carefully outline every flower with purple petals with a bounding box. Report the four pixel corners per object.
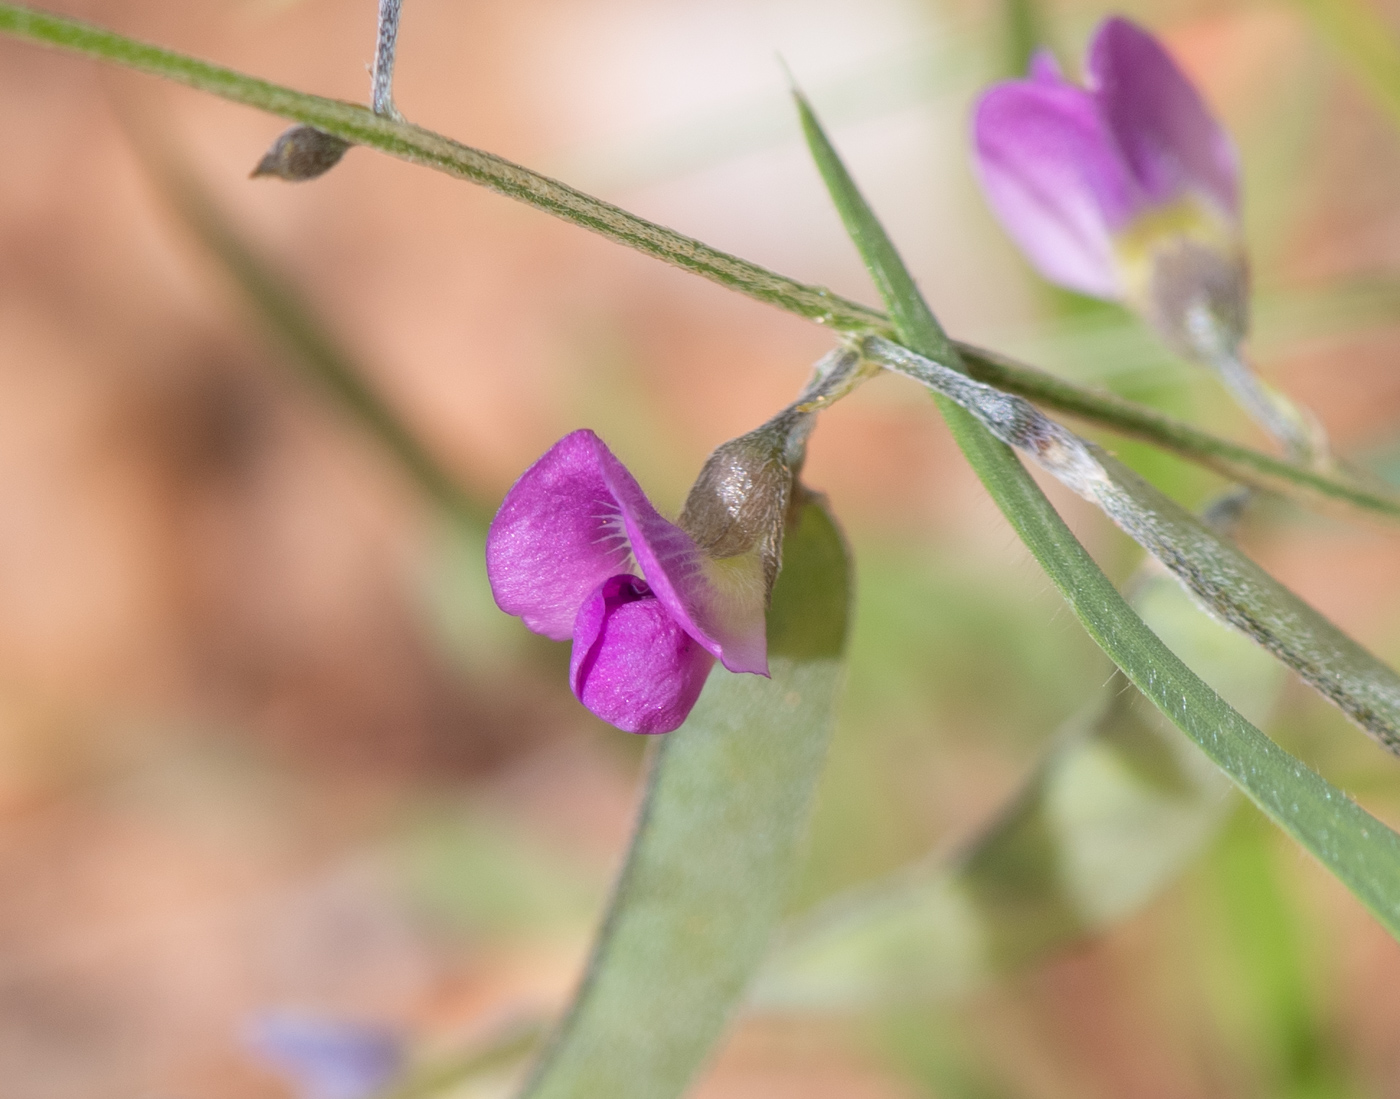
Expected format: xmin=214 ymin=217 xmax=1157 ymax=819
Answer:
xmin=487 ymin=429 xmax=770 ymax=734
xmin=245 ymin=1013 xmax=405 ymax=1099
xmin=973 ymin=17 xmax=1248 ymax=361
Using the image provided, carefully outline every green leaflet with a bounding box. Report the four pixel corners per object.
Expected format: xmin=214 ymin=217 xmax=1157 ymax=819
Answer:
xmin=753 ymin=572 xmax=1283 ymax=1009
xmin=0 ymin=6 xmax=1396 ymax=523
xmin=517 ymin=498 xmax=850 ymax=1099
xmin=794 ymin=90 xmax=1400 ymax=940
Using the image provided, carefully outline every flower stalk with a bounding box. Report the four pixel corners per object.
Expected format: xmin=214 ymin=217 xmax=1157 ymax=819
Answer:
xmin=372 ymin=0 xmax=404 ymax=120
xmin=861 ymin=334 xmax=1400 ymax=756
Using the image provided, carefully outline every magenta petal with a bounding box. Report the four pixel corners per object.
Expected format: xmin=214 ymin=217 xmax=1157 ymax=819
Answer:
xmin=1086 ymin=17 xmax=1239 ymax=217
xmin=1028 ymin=49 xmax=1063 ymax=83
xmin=570 ymin=575 xmax=716 ymax=734
xmin=486 ymin=430 xmax=634 ymax=641
xmin=594 ymin=443 xmax=768 ymax=676
xmin=973 ymin=78 xmax=1142 ymax=298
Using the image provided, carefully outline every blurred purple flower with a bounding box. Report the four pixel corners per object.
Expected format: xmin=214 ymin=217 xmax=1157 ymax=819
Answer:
xmin=486 ymin=429 xmax=768 ymax=734
xmin=973 ymin=17 xmax=1248 ymax=358
xmin=245 ymin=1013 xmax=405 ymax=1099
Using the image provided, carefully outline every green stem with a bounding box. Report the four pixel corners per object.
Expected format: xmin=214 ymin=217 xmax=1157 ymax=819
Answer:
xmin=0 ymin=6 xmax=881 ymax=332
xmin=376 ymin=1021 xmax=544 ymax=1099
xmin=795 ymin=86 xmax=1400 ymax=943
xmin=959 ymin=345 xmax=1400 ymax=520
xmin=1 ymin=3 xmax=1397 ymax=522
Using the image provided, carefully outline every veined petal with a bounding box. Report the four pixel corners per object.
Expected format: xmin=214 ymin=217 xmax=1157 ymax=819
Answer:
xmin=974 ymin=77 xmax=1143 ymax=298
xmin=570 ymin=575 xmax=716 ymax=734
xmin=596 ymin=443 xmax=769 ymax=675
xmin=1086 ymin=17 xmax=1239 ymax=218
xmin=486 ymin=429 xmax=634 ymax=641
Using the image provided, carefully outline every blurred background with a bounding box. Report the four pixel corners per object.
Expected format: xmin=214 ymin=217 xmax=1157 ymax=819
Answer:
xmin=2 ymin=0 xmax=1400 ymax=1095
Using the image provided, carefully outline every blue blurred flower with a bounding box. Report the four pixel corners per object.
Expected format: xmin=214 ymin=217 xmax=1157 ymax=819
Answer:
xmin=245 ymin=1012 xmax=407 ymax=1099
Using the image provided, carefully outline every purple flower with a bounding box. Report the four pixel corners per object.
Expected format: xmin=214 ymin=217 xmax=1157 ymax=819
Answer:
xmin=245 ymin=1014 xmax=405 ymax=1099
xmin=973 ymin=17 xmax=1247 ymax=358
xmin=487 ymin=429 xmax=769 ymax=734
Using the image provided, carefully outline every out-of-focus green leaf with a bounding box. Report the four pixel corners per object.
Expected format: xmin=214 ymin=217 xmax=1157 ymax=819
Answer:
xmin=1207 ymin=811 xmax=1359 ymax=1099
xmin=998 ymin=278 xmax=1400 ymax=387
xmin=397 ymin=808 xmax=606 ymax=937
xmin=1000 ymin=0 xmax=1047 ymax=77
xmin=880 ymin=1009 xmax=1014 ymax=1099
xmin=516 ymin=498 xmax=849 ymax=1099
xmin=1297 ymin=0 xmax=1400 ymax=130
xmin=793 ymin=88 xmax=1400 ymax=942
xmin=869 ymin=334 xmax=1400 ymax=754
xmin=140 ymin=148 xmax=490 ymax=530
xmin=753 ymin=572 xmax=1282 ymax=1009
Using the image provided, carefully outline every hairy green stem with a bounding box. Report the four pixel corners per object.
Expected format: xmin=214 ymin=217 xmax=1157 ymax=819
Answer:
xmin=2 ymin=7 xmax=882 ymax=329
xmin=960 ymin=346 xmax=1400 ymax=519
xmin=0 ymin=3 xmax=1397 ymax=522
xmin=866 ymin=335 xmax=1400 ymax=754
xmin=796 ymin=86 xmax=1400 ymax=943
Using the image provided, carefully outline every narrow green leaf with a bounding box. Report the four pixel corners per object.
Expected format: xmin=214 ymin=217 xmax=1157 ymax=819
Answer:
xmin=0 ymin=5 xmax=1393 ymax=522
xmin=518 ymin=498 xmax=850 ymax=1099
xmin=868 ymin=335 xmax=1400 ymax=754
xmin=753 ymin=571 xmax=1282 ymax=1009
xmin=793 ymin=89 xmax=1400 ymax=939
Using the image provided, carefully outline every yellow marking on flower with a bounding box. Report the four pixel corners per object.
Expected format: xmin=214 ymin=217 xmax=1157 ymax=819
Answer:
xmin=1112 ymin=196 xmax=1240 ymax=310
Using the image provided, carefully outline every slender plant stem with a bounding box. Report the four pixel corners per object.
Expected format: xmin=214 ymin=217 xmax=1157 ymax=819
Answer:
xmin=796 ymin=86 xmax=1400 ymax=944
xmin=958 ymin=346 xmax=1400 ymax=519
xmin=375 ymin=1020 xmax=544 ymax=1099
xmin=7 ymin=7 xmax=884 ymax=327
xmin=1 ymin=3 xmax=1397 ymax=521
xmin=372 ymin=0 xmax=404 ymax=119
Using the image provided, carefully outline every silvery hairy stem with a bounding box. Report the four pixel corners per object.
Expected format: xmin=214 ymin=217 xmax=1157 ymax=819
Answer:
xmin=372 ymin=0 xmax=404 ymax=119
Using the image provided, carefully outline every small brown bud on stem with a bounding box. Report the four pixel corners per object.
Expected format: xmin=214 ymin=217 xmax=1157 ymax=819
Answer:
xmin=250 ymin=125 xmax=351 ymax=181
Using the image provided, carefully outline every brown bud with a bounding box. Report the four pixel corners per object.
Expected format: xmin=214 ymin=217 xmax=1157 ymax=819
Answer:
xmin=678 ymin=415 xmax=809 ymax=599
xmin=251 ymin=126 xmax=352 ymax=182
xmin=1141 ymin=236 xmax=1249 ymax=365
